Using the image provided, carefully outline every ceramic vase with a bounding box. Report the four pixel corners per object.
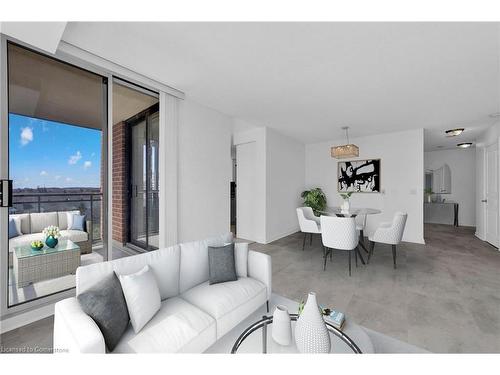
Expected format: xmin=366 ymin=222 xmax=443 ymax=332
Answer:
xmin=45 ymin=236 xmax=58 ymax=248
xmin=341 ymin=199 xmax=350 ymax=215
xmin=295 ymin=292 xmax=331 ymax=353
xmin=272 ymin=305 xmax=292 ymax=346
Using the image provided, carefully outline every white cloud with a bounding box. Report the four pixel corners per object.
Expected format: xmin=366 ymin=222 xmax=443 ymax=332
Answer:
xmin=91 ymin=152 xmax=96 ymax=157
xmin=65 ymin=177 xmax=73 ymax=182
xmin=68 ymin=151 xmax=82 ymax=165
xmin=55 ymin=175 xmax=61 ymax=180
xmin=83 ymin=161 xmax=92 ymax=170
xmin=40 ymin=170 xmax=48 ymax=176
xmin=20 ymin=127 xmax=33 ymax=146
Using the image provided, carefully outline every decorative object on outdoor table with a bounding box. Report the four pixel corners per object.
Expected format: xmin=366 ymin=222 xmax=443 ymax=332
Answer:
xmin=295 ymin=292 xmax=331 ymax=353
xmin=43 ymin=225 xmax=60 ymax=248
xmin=30 ymin=240 xmax=44 ymax=251
xmin=272 ymin=305 xmax=292 ymax=346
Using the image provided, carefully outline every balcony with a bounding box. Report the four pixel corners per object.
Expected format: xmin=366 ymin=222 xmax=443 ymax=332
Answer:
xmin=8 ymin=191 xmax=134 ymax=306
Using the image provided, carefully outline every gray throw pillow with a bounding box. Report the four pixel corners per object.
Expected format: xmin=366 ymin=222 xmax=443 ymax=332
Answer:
xmin=77 ymin=272 xmax=130 ymax=351
xmin=208 ymin=243 xmax=238 ymax=285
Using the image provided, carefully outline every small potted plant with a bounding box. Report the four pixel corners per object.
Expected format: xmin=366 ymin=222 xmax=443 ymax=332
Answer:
xmin=43 ymin=225 xmax=60 ymax=248
xmin=340 ymin=192 xmax=352 ymax=214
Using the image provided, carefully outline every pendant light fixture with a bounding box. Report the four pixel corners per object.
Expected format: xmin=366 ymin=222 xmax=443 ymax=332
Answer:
xmin=331 ymin=126 xmax=359 ymax=159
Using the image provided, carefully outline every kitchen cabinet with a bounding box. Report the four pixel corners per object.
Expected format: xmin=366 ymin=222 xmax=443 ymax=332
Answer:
xmin=432 ymin=163 xmax=451 ymax=194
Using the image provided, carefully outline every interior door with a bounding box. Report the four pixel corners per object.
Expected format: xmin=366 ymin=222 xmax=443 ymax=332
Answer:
xmin=485 ymin=143 xmax=499 ymax=247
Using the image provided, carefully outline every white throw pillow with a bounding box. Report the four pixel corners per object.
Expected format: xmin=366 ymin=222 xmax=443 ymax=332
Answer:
xmin=234 ymin=242 xmax=249 ymax=278
xmin=66 ymin=212 xmax=76 ymax=231
xmin=118 ymin=265 xmax=161 ymax=333
xmin=12 ymin=217 xmax=23 ymax=235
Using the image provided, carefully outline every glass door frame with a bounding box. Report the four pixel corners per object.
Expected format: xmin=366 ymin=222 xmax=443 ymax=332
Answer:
xmin=126 ymin=103 xmax=160 ymax=251
xmin=0 ymin=33 xmax=177 ymax=319
xmin=1 ymin=39 xmax=109 ymax=311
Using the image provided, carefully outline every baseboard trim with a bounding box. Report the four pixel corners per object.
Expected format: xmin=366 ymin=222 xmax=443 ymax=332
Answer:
xmin=0 ymin=304 xmax=54 ymax=334
xmin=264 ymin=227 xmax=300 ymax=244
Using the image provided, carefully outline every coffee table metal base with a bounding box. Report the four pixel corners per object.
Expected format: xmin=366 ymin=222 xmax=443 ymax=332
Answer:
xmin=231 ymin=313 xmax=362 ymax=354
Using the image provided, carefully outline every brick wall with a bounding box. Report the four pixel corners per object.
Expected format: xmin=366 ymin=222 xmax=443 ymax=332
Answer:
xmin=112 ymin=121 xmax=129 ymax=245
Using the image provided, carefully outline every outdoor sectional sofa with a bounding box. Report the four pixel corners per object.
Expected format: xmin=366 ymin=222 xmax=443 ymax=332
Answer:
xmin=9 ymin=210 xmax=92 ymax=265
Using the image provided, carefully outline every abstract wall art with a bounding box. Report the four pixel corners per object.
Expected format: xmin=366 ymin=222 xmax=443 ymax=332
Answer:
xmin=337 ymin=159 xmax=381 ymax=193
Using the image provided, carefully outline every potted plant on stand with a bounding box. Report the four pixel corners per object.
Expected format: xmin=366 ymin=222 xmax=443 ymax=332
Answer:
xmin=300 ymin=188 xmax=327 ymax=216
xmin=340 ymin=192 xmax=352 ymax=214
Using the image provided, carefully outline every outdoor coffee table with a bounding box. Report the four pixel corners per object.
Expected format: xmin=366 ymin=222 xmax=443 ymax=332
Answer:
xmin=13 ymin=239 xmax=81 ymax=287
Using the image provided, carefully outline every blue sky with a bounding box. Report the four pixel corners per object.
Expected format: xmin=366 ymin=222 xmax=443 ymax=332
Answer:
xmin=9 ymin=114 xmax=102 ymax=189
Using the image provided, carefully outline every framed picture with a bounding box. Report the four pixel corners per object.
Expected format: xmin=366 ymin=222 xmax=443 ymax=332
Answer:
xmin=338 ymin=159 xmax=381 ymax=193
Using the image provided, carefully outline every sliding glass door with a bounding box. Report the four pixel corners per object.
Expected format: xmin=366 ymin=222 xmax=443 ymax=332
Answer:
xmin=4 ymin=42 xmax=108 ymax=307
xmin=128 ymin=105 xmax=159 ymax=251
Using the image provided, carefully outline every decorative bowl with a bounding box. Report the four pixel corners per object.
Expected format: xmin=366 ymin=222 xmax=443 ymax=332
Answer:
xmin=31 ymin=241 xmax=44 ymax=251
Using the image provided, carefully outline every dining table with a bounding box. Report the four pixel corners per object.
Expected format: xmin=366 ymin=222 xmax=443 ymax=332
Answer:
xmin=318 ymin=206 xmax=382 ymax=265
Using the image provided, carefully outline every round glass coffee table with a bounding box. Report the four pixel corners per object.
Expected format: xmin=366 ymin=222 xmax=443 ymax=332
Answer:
xmin=231 ymin=314 xmax=362 ymax=354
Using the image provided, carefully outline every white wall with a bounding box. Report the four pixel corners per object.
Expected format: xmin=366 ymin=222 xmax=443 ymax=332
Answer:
xmin=305 ymin=129 xmax=425 ymax=244
xmin=233 ymin=126 xmax=267 ymax=243
xmin=266 ymin=128 xmax=305 ymax=242
xmin=424 ymin=149 xmax=476 ymax=227
xmin=233 ymin=126 xmax=305 ymax=243
xmin=177 ymin=99 xmax=233 ymax=242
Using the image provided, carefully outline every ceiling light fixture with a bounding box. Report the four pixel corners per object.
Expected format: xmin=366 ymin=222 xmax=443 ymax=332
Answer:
xmin=445 ymin=128 xmax=464 ymax=137
xmin=457 ymin=142 xmax=473 ymax=148
xmin=331 ymin=126 xmax=359 ymax=159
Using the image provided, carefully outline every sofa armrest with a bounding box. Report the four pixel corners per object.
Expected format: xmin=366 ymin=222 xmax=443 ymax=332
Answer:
xmin=248 ymin=250 xmax=272 ymax=300
xmin=54 ymin=297 xmax=106 ymax=353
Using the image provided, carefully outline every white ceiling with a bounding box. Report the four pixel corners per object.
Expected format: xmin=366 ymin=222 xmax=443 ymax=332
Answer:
xmin=61 ymin=22 xmax=500 ymax=144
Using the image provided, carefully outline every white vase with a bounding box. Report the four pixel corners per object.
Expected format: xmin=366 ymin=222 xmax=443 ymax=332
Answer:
xmin=341 ymin=199 xmax=350 ymax=214
xmin=295 ymin=292 xmax=331 ymax=353
xmin=272 ymin=305 xmax=292 ymax=346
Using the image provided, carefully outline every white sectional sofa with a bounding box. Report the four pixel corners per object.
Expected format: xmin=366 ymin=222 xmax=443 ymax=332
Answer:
xmin=53 ymin=233 xmax=272 ymax=353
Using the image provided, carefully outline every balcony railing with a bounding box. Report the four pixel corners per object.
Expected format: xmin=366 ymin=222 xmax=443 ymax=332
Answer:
xmin=11 ymin=192 xmax=103 ymax=243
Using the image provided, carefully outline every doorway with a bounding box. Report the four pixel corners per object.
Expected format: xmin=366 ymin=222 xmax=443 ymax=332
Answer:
xmin=127 ymin=104 xmax=160 ymax=251
xmin=485 ymin=142 xmax=499 ymax=247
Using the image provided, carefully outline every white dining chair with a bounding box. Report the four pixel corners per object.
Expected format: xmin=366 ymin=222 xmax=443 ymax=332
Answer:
xmin=367 ymin=212 xmax=408 ymax=268
xmin=320 ymin=216 xmax=359 ymax=276
xmin=296 ymin=207 xmax=321 ymax=250
xmin=355 ymin=213 xmax=367 ymax=250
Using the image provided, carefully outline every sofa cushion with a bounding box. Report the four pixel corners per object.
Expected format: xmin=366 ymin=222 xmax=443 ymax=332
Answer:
xmin=59 ymin=230 xmax=88 ymax=243
xmin=77 ymin=245 xmax=180 ymax=300
xmin=9 ymin=218 xmax=20 ymax=239
xmin=9 ymin=213 xmax=30 ymax=235
xmin=77 ymin=272 xmax=130 ymax=351
xmin=30 ymin=211 xmax=58 ymax=233
xmin=69 ymin=214 xmax=86 ymax=231
xmin=234 ymin=242 xmax=248 ymax=278
xmin=208 ymin=243 xmax=237 ymax=285
xmin=181 ymin=278 xmax=267 ymax=339
xmin=179 ymin=233 xmax=233 ymax=293
xmin=58 ymin=210 xmax=80 ymax=230
xmin=9 ymin=233 xmax=45 ymax=252
xmin=118 ymin=265 xmax=161 ymax=333
xmin=113 ymin=297 xmax=216 ymax=353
